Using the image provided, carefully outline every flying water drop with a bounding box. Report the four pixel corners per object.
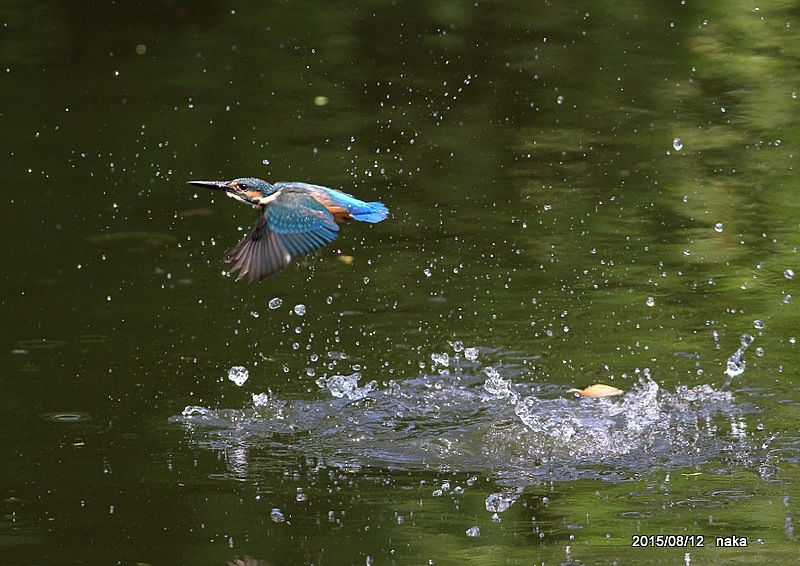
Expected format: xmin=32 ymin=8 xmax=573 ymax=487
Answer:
xmin=485 ymin=490 xmax=520 ymax=521
xmin=466 ymin=526 xmax=481 ymax=537
xmin=724 ymin=334 xmax=754 ymax=382
xmin=227 ymin=366 xmax=249 ymax=387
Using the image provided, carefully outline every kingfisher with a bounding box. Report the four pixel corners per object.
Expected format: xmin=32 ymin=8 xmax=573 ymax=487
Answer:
xmin=187 ymin=177 xmax=389 ymax=282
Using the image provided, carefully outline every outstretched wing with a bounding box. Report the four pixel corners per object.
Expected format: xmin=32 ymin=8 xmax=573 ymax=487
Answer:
xmin=273 ymin=182 xmax=389 ymax=223
xmin=226 ymin=190 xmax=339 ymax=282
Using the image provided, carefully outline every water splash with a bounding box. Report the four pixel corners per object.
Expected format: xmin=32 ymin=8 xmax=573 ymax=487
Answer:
xmin=483 ymin=367 xmax=518 ymax=402
xmin=316 ymin=373 xmax=376 ymax=400
xmin=431 ymin=352 xmax=450 ymax=368
xmin=228 ymin=366 xmax=249 ymax=387
xmin=174 ymin=358 xmax=758 ymax=484
xmin=724 ymin=333 xmax=754 ymax=385
xmin=485 ymin=489 xmax=521 ymax=521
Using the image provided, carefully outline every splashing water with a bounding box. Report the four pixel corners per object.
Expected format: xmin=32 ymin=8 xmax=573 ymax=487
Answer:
xmin=227 ymin=366 xmax=249 ymax=387
xmin=316 ymin=373 xmax=376 ymax=400
xmin=431 ymin=352 xmax=450 ymax=368
xmin=174 ymin=354 xmax=758 ymax=484
xmin=724 ymin=333 xmax=754 ymax=384
xmin=485 ymin=489 xmax=521 ymax=518
xmin=483 ymin=368 xmax=518 ymax=402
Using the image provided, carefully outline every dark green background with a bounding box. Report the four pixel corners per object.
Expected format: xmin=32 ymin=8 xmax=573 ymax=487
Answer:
xmin=1 ymin=1 xmax=799 ymax=564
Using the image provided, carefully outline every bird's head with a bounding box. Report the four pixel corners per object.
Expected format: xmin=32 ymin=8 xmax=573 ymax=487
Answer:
xmin=187 ymin=177 xmax=275 ymax=206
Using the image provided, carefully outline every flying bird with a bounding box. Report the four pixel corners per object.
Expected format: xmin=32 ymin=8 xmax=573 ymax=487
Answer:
xmin=187 ymin=177 xmax=388 ymax=282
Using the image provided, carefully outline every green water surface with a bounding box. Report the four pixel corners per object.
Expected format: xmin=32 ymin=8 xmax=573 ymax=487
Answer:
xmin=1 ymin=1 xmax=799 ymax=564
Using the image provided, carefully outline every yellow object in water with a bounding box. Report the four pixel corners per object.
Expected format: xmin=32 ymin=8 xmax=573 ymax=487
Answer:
xmin=568 ymin=384 xmax=624 ymax=397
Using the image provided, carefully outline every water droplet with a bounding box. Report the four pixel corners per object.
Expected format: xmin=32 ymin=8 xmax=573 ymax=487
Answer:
xmin=714 ymin=223 xmax=724 ymax=233
xmin=270 ymin=508 xmax=285 ymax=523
xmin=423 ymin=268 xmax=432 ymax=278
xmin=466 ymin=526 xmax=481 ymax=537
xmin=755 ymin=347 xmax=764 ymax=357
xmin=785 ymin=269 xmax=795 ymax=279
xmin=725 ymin=334 xmax=753 ymax=378
xmin=753 ymin=320 xmax=765 ymax=330
xmin=293 ymin=304 xmax=306 ymax=316
xmin=268 ymin=297 xmax=283 ymax=309
xmin=645 ymin=296 xmax=655 ymax=307
xmin=783 ymin=295 xmax=792 ymax=304
xmin=464 ymin=347 xmax=479 ymax=362
xmin=485 ymin=491 xmax=519 ymax=514
xmin=227 ymin=366 xmax=249 ymax=387
xmin=672 ymin=137 xmax=683 ymax=151
xmin=556 ymin=95 xmax=564 ymax=105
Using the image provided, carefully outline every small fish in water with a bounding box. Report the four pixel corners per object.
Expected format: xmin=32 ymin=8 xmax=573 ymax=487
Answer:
xmin=187 ymin=177 xmax=388 ymax=282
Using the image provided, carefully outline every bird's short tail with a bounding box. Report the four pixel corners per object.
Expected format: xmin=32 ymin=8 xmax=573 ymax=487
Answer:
xmin=317 ymin=187 xmax=389 ymax=223
xmin=351 ymin=201 xmax=389 ymax=223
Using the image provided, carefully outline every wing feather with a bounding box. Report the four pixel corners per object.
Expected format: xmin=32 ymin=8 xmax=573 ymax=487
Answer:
xmin=225 ymin=189 xmax=339 ymax=282
xmin=273 ymin=182 xmax=389 ymax=223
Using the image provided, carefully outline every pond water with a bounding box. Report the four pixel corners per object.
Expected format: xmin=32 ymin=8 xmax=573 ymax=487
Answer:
xmin=2 ymin=1 xmax=800 ymax=564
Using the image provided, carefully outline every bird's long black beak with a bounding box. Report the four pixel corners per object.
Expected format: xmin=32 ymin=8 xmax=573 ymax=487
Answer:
xmin=187 ymin=180 xmax=232 ymax=191
xmin=187 ymin=179 xmax=262 ymax=206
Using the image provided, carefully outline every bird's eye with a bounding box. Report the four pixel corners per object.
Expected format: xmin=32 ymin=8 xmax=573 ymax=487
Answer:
xmin=238 ymin=183 xmax=249 ymax=190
